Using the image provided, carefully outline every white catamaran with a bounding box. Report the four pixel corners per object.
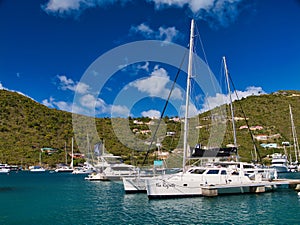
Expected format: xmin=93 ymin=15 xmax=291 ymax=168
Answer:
xmin=145 ymin=19 xmax=276 ymax=199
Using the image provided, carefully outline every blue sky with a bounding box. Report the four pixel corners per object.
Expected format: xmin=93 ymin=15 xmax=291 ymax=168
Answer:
xmin=1 ymin=0 xmax=300 ymax=118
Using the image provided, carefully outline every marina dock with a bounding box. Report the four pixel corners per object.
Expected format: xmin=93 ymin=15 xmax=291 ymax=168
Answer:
xmin=201 ymin=179 xmax=300 ymax=197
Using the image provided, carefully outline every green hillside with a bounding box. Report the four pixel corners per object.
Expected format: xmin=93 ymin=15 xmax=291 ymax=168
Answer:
xmin=0 ymin=89 xmax=300 ymax=168
xmin=218 ymin=90 xmax=300 ymax=163
xmin=0 ymin=90 xmax=137 ymax=167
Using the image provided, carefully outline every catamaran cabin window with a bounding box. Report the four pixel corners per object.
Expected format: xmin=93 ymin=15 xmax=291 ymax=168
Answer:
xmin=189 ymin=169 xmax=205 ymax=174
xmin=221 ymin=170 xmax=227 ymax=175
xmin=206 ymin=169 xmax=219 ymax=174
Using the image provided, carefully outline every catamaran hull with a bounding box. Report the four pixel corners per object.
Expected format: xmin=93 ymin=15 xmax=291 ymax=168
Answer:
xmin=146 ymin=179 xmax=276 ymax=199
xmin=123 ymin=177 xmax=148 ymax=193
xmin=270 ymin=165 xmax=289 ymax=173
xmin=145 ymin=176 xmax=204 ymax=199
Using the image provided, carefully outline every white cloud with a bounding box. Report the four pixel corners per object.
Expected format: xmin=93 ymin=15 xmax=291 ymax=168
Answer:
xmin=42 ymin=0 xmax=246 ymax=27
xmin=157 ymin=26 xmax=179 ymax=42
xmin=76 ymin=82 xmax=90 ymax=94
xmin=141 ymin=109 xmax=161 ymax=118
xmin=42 ymin=94 xmax=108 ymax=116
xmin=42 ymin=97 xmax=55 ymax=107
xmin=42 ymin=97 xmax=73 ymax=112
xmin=149 ymin=0 xmax=245 ymax=27
xmin=130 ymin=23 xmax=180 ymax=42
xmin=131 ymin=23 xmax=154 ymax=38
xmin=43 ymin=0 xmax=83 ymax=14
xmin=46 ymin=75 xmax=114 ymax=116
xmin=57 ymin=75 xmax=75 ymax=91
xmin=201 ymin=86 xmax=266 ymax=112
xmin=179 ymin=102 xmax=200 ymax=117
xmin=234 ymin=86 xmax=266 ymax=99
xmin=137 ymin=62 xmax=150 ymax=72
xmin=111 ymin=105 xmax=131 ymax=117
xmin=54 ymin=101 xmax=74 ymax=112
xmin=150 ymin=0 xmax=214 ymax=11
xmin=0 ymin=82 xmax=36 ymax=102
xmin=79 ymin=94 xmax=97 ymax=109
xmin=130 ymin=65 xmax=182 ymax=100
xmin=42 ymin=0 xmax=130 ymax=16
xmin=57 ymin=75 xmax=90 ymax=94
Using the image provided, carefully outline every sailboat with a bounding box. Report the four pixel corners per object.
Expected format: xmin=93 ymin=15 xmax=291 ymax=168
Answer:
xmin=29 ymin=151 xmax=46 ymax=172
xmin=72 ymin=134 xmax=95 ymax=174
xmin=288 ymin=104 xmax=300 ymax=172
xmin=145 ymin=20 xmax=276 ymax=199
xmin=0 ymin=164 xmax=10 ymax=173
xmin=55 ymin=138 xmax=74 ymax=173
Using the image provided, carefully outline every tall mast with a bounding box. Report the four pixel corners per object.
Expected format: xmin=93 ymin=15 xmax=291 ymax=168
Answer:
xmin=70 ymin=137 xmax=74 ymax=169
xmin=64 ymin=141 xmax=67 ymax=165
xmin=39 ymin=151 xmax=42 ymax=166
xmin=183 ymin=19 xmax=194 ymax=172
xmin=289 ymin=104 xmax=299 ymax=162
xmin=223 ymin=56 xmax=238 ymax=161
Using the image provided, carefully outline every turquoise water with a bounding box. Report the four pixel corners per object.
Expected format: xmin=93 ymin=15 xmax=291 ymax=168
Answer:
xmin=1 ymin=172 xmax=300 ymax=225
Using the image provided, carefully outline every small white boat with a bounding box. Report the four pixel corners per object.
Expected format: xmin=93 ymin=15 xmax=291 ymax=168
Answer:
xmin=72 ymin=168 xmax=93 ymax=174
xmin=29 ymin=166 xmax=46 ymax=172
xmin=85 ymin=172 xmax=109 ymax=181
xmin=0 ymin=164 xmax=10 ymax=173
xmin=85 ymin=165 xmax=140 ymax=181
xmin=55 ymin=166 xmax=73 ymax=173
xmin=0 ymin=168 xmax=10 ymax=173
xmin=72 ymin=163 xmax=94 ymax=174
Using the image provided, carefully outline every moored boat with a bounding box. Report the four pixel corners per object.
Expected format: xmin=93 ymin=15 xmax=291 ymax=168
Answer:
xmin=29 ymin=165 xmax=46 ymax=172
xmin=145 ymin=164 xmax=277 ymax=199
xmin=55 ymin=165 xmax=73 ymax=173
xmin=0 ymin=164 xmax=10 ymax=173
xmin=270 ymin=153 xmax=289 ymax=173
xmin=145 ymin=19 xmax=278 ymax=199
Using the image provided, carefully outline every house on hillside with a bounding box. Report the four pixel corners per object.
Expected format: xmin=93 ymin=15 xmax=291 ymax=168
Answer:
xmin=250 ymin=126 xmax=263 ymax=131
xmin=239 ymin=125 xmax=248 ymax=130
xmin=282 ymin=141 xmax=290 ymax=146
xmin=166 ymin=131 xmax=176 ymax=136
xmin=133 ymin=120 xmax=144 ymax=125
xmin=260 ymin=143 xmax=278 ymax=149
xmin=140 ymin=130 xmax=151 ymax=135
xmin=41 ymin=147 xmax=57 ymax=155
xmin=239 ymin=125 xmax=263 ymax=131
xmin=234 ymin=117 xmax=249 ymax=121
xmin=254 ymin=134 xmax=281 ymax=141
xmin=169 ymin=117 xmax=180 ymax=122
xmin=254 ymin=135 xmax=268 ymax=141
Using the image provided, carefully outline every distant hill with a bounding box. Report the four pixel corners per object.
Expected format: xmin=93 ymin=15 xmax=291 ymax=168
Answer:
xmin=0 ymin=90 xmax=135 ymax=167
xmin=0 ymin=89 xmax=300 ymax=167
xmin=217 ymin=90 xmax=300 ymax=163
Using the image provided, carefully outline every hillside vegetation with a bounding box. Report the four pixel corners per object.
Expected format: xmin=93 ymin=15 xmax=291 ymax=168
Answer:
xmin=0 ymin=89 xmax=299 ymax=167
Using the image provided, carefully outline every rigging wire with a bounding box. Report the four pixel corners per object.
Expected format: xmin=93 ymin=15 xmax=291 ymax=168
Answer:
xmin=227 ymin=72 xmax=262 ymax=164
xmin=193 ymin=21 xmax=219 ymax=94
xmin=141 ymin=49 xmax=188 ymax=167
